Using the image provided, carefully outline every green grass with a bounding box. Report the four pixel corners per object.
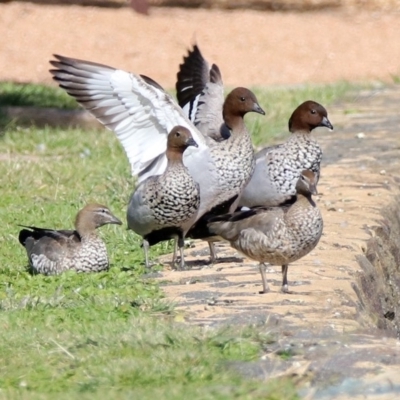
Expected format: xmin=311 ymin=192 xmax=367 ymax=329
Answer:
xmin=0 ymin=122 xmax=298 ymax=399
xmin=0 ymin=80 xmax=362 ymax=398
xmin=0 ymin=312 xmax=298 ymax=399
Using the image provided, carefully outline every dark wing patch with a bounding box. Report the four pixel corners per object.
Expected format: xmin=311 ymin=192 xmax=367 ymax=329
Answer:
xmin=18 ymin=225 xmax=78 ymax=247
xmin=145 ymin=227 xmax=183 ymax=246
xmin=176 ymin=44 xmax=209 ymax=108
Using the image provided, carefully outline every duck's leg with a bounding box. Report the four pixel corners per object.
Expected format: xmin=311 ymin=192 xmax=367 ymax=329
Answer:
xmin=259 ymin=263 xmax=270 ymax=293
xmin=171 ymin=238 xmax=178 ymax=266
xmin=208 ymin=241 xmax=217 ymax=264
xmin=143 ymin=239 xmax=151 ymax=268
xmin=176 ymin=235 xmax=187 ymax=270
xmin=281 ymin=264 xmax=289 ymax=293
xmin=178 ymin=237 xmax=186 ymax=270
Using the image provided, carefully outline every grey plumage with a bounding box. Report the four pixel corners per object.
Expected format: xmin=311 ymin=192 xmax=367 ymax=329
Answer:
xmin=208 ymin=170 xmax=323 ymax=293
xmin=49 ymin=55 xmax=263 ymax=267
xmin=186 ymin=87 xmax=264 ymax=261
xmin=239 ymin=100 xmax=333 ymax=208
xmin=18 ymin=204 xmax=122 ymax=275
xmin=174 ymin=45 xmax=333 ymax=212
xmin=127 ymin=126 xmax=200 ymax=269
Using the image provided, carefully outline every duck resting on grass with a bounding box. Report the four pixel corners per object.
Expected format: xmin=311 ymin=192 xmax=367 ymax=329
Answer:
xmin=207 ymin=170 xmax=323 ymax=293
xmin=18 ymin=203 xmax=122 ymax=275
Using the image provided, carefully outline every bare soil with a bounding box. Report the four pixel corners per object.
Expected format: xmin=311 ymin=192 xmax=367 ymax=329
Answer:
xmin=1 ymin=3 xmax=400 ymax=89
xmin=2 ymin=3 xmax=400 ymax=397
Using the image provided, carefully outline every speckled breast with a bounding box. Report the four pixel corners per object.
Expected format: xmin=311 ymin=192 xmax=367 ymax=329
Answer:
xmin=148 ymin=165 xmax=200 ymax=227
xmin=268 ymin=135 xmax=322 ymax=197
xmin=211 ymin=134 xmax=255 ymax=196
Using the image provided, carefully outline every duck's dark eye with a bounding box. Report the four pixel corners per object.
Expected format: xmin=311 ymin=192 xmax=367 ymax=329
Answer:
xmin=240 ymin=97 xmax=246 ymax=102
xmin=176 ymin=132 xmax=181 ymax=137
xmin=310 ymin=109 xmax=317 ymax=115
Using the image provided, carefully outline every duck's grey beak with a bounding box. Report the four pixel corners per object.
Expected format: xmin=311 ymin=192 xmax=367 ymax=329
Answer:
xmin=108 ymin=214 xmax=123 ymax=225
xmin=186 ymin=137 xmax=198 ymax=147
xmin=321 ymin=116 xmax=333 ymax=130
xmin=253 ymin=103 xmax=265 ymax=115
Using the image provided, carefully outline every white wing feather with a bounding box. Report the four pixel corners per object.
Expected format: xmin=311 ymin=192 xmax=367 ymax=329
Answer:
xmin=50 ymin=56 xmax=206 ymax=183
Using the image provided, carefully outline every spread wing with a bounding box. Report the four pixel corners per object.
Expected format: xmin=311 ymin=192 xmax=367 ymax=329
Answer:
xmin=50 ymin=55 xmax=206 ymax=183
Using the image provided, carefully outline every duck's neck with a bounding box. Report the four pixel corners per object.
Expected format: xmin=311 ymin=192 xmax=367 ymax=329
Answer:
xmin=296 ymin=193 xmax=316 ymax=208
xmin=75 ymin=219 xmax=97 ymax=238
xmin=291 ymin=128 xmax=312 ymax=136
xmin=223 ymin=114 xmax=244 ymax=137
xmin=166 ymin=149 xmax=184 ymax=168
xmin=79 ymin=232 xmax=99 ymax=243
xmin=292 ymin=129 xmax=313 ymax=139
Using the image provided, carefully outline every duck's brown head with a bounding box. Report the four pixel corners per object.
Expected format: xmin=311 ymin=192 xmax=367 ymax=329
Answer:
xmin=296 ymin=170 xmax=318 ymax=196
xmin=223 ymin=87 xmax=265 ymax=120
xmin=166 ymin=125 xmax=198 ymax=161
xmin=75 ymin=203 xmax=122 ymax=236
xmin=289 ymin=101 xmax=333 ymax=133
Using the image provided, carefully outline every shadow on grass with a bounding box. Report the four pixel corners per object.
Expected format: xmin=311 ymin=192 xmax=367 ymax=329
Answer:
xmin=0 ymin=81 xmax=89 ymax=132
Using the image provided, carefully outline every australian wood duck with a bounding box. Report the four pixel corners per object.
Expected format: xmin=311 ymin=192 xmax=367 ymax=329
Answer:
xmin=49 ymin=55 xmax=264 ymax=264
xmin=127 ymin=126 xmax=200 ymax=269
xmin=239 ymin=100 xmax=332 ymax=207
xmin=18 ymin=204 xmax=122 ymax=275
xmin=208 ymin=170 xmax=323 ymax=293
xmin=185 ymin=87 xmax=261 ymax=261
xmin=175 ymin=44 xmax=333 ymax=210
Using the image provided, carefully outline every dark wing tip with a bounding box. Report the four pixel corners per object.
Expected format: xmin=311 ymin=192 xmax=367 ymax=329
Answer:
xmin=209 ymin=63 xmax=222 ymax=84
xmin=176 ymin=44 xmax=210 ymax=108
xmin=18 ymin=228 xmax=33 ymax=247
xmin=139 ymin=74 xmax=165 ymax=91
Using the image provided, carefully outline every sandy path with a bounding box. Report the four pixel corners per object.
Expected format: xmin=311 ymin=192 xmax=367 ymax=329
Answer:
xmin=151 ymin=86 xmax=400 ymax=397
xmin=1 ymin=3 xmax=400 ymax=88
xmin=156 ymin=90 xmax=397 ymax=331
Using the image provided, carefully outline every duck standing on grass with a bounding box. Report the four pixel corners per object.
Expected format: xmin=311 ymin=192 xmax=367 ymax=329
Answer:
xmin=207 ymin=170 xmax=323 ymax=294
xmin=18 ymin=204 xmax=122 ymax=275
xmin=127 ymin=126 xmax=200 ymax=270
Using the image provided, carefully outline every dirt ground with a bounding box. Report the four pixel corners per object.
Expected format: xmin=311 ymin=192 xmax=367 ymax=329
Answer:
xmin=2 ymin=2 xmax=400 ymax=398
xmin=152 ymin=85 xmax=400 ymax=398
xmin=1 ymin=3 xmax=400 ymax=88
